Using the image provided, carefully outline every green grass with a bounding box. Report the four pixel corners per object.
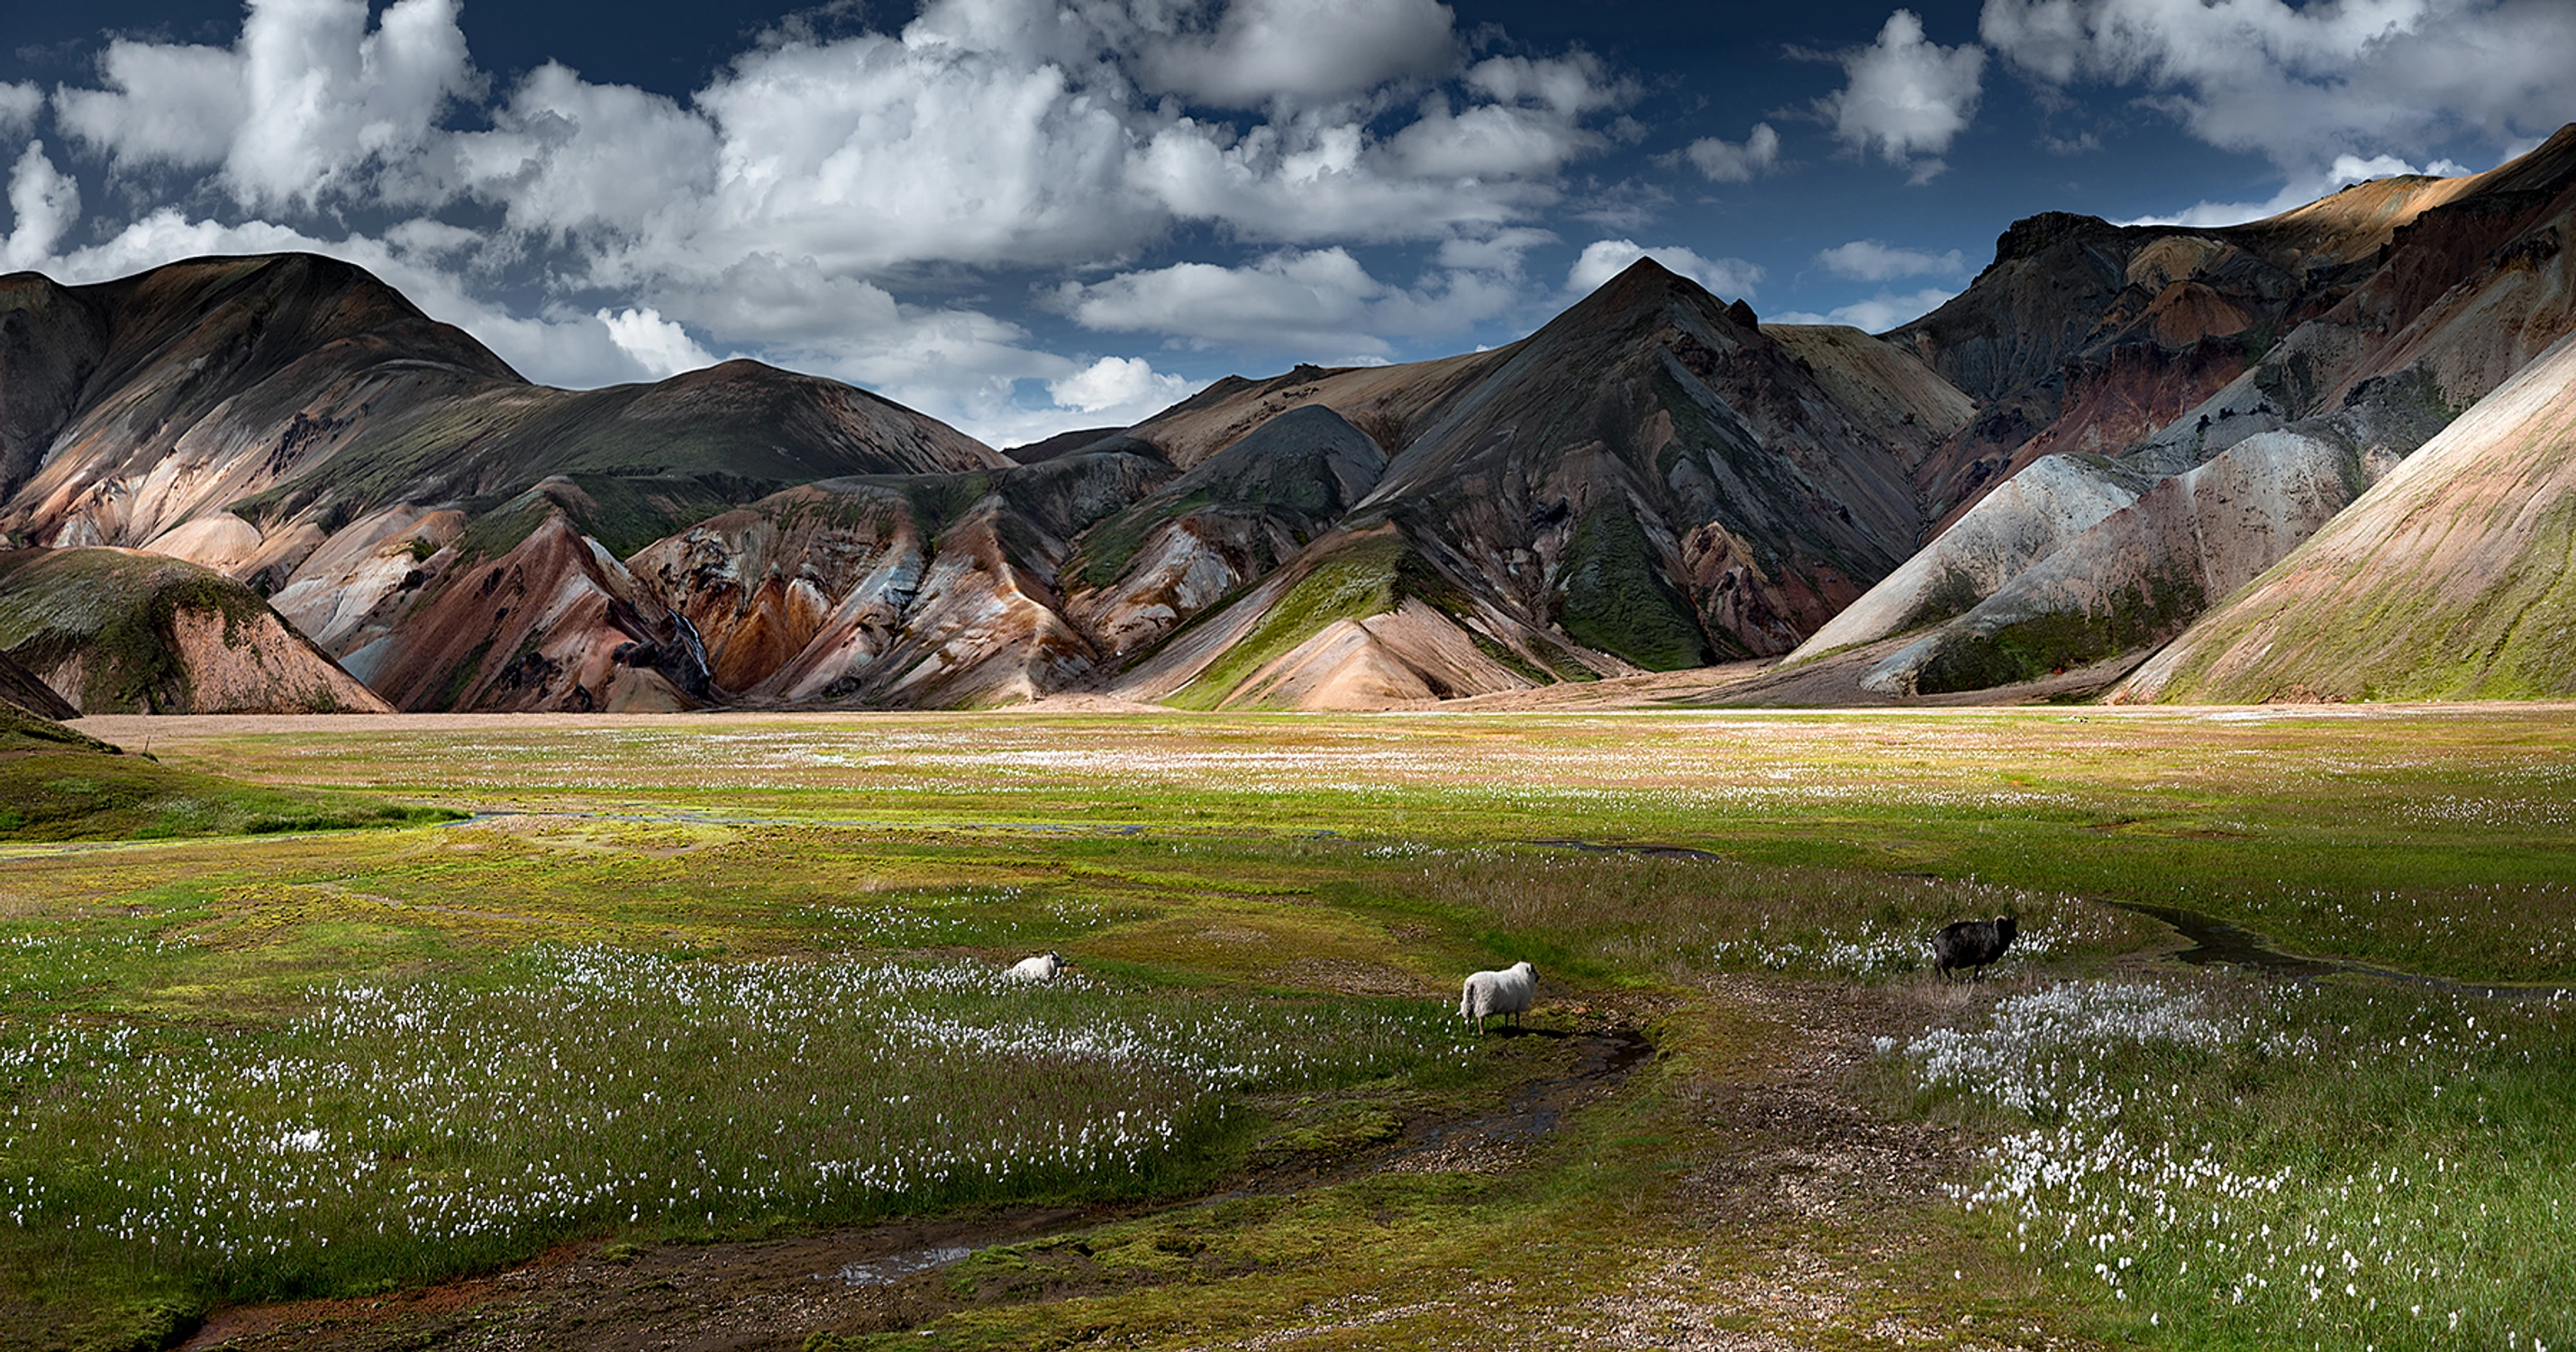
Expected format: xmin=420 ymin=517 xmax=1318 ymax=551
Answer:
xmin=0 ymin=943 xmax=1475 ymax=1314
xmin=0 ymin=747 xmax=455 ymax=843
xmin=1892 ymin=976 xmax=2576 ymax=1349
xmin=2 ymin=707 xmax=2571 ymax=1348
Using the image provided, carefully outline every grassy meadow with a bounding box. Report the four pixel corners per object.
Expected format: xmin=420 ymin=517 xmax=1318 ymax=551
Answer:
xmin=0 ymin=705 xmax=2570 ymax=1349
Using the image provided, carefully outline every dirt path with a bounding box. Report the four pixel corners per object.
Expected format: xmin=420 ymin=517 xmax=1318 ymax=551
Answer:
xmin=1348 ymin=974 xmax=2084 ymax=1351
xmin=172 ymin=976 xmax=2086 ymax=1352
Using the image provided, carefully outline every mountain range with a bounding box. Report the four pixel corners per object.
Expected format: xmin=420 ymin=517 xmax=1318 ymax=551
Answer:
xmin=2 ymin=125 xmax=2572 ymax=717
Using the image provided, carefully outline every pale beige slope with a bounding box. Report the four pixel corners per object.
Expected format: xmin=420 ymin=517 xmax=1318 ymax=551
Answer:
xmin=1124 ymin=350 xmax=1512 ymax=471
xmin=2118 ymin=330 xmax=2576 ymax=702
xmin=1214 ymin=598 xmax=1539 ymax=711
xmin=1760 ymin=324 xmax=1975 ymax=461
xmin=1786 ymin=452 xmax=2142 ymax=662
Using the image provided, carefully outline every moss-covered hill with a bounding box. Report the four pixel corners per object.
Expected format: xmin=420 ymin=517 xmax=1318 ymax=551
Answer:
xmin=0 ymin=547 xmax=389 ymax=714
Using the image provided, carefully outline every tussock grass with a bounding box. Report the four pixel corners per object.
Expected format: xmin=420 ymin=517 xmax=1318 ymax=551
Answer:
xmin=1893 ymin=976 xmax=2576 ymax=1348
xmin=8 ymin=707 xmax=2574 ymax=1348
xmin=1386 ymin=846 xmax=2153 ymax=982
xmin=0 ymin=940 xmax=1474 ymax=1320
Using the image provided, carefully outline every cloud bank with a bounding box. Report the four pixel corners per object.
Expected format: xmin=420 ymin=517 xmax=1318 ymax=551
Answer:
xmin=22 ymin=0 xmax=1636 ymax=442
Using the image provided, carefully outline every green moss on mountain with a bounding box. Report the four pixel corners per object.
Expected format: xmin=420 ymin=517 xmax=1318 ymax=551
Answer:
xmin=1167 ymin=534 xmax=1409 ymax=710
xmin=1915 ymin=569 xmax=2205 ymax=694
xmin=1553 ymin=505 xmax=1715 ymax=671
xmin=0 ymin=550 xmax=275 ymax=712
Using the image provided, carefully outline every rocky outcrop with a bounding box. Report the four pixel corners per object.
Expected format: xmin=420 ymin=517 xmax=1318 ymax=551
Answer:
xmin=1065 ymin=405 xmax=1386 ymax=658
xmin=1107 ymin=524 xmax=1597 ymax=710
xmin=350 ymin=513 xmax=697 ymax=713
xmin=1361 ymin=262 xmax=1953 ymax=664
xmin=1861 ymin=427 xmax=2380 ymax=695
xmin=1788 ymin=453 xmax=2143 ymax=661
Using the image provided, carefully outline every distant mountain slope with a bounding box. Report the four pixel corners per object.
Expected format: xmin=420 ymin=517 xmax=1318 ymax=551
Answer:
xmin=1077 ymin=262 xmax=1974 ymax=708
xmin=0 ymin=251 xmax=1013 ymax=712
xmin=633 ymin=447 xmax=1174 ymax=709
xmin=1890 ymin=167 xmax=2480 ymax=528
xmin=1354 ymin=262 xmax=1953 ymax=663
xmin=1065 ymin=405 xmax=1387 ymax=659
xmin=0 ymin=254 xmax=1001 ymax=563
xmin=1784 ymin=125 xmax=2576 ymax=698
xmin=1123 ymin=349 xmax=1511 ymax=472
xmin=17 ymin=120 xmax=2575 ymax=717
xmin=2116 ymin=330 xmax=2576 ymax=702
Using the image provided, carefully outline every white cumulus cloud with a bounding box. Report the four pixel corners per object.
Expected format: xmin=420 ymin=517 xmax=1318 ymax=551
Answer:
xmin=1770 ymin=286 xmax=1958 ymax=333
xmin=55 ymin=0 xmax=475 ymax=210
xmin=1816 ymin=239 xmax=1967 ymax=282
xmin=1818 ymin=9 xmax=1986 ymax=181
xmin=597 ymin=307 xmax=720 ymax=380
xmin=1058 ymin=246 xmax=1520 ymax=357
xmin=29 ymin=0 xmax=1643 ymax=439
xmin=1686 ymin=122 xmax=1780 ymax=183
xmin=1 ymin=142 xmax=80 ymax=271
xmin=1137 ymin=0 xmax=1458 ymax=108
xmin=1567 ymin=239 xmax=1762 ymax=298
xmin=1980 ymin=0 xmax=2576 ymax=176
xmin=1047 ymin=355 xmax=1201 ymax=416
xmin=0 ymin=85 xmax=41 ymax=138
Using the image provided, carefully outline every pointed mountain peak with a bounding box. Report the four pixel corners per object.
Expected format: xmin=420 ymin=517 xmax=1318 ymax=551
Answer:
xmin=1529 ymin=256 xmax=1756 ymax=356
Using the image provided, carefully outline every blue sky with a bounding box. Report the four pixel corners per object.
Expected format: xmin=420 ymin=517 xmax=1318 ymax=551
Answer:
xmin=2 ymin=1 xmax=2568 ymax=446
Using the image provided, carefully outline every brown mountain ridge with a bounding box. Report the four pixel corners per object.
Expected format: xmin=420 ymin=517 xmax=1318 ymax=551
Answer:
xmin=4 ymin=128 xmax=2575 ymax=713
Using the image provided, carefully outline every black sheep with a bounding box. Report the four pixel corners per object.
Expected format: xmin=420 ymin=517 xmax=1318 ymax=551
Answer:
xmin=1933 ymin=915 xmax=2017 ymax=982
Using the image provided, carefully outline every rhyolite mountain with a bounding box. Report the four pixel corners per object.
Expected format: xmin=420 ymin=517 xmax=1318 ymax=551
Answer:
xmin=1782 ymin=125 xmax=2576 ymax=699
xmin=2116 ymin=328 xmax=2576 ymax=703
xmin=4 ymin=127 xmax=2575 ymax=713
xmin=0 ymin=247 xmax=1973 ymax=711
xmin=0 ymin=547 xmax=389 ymax=714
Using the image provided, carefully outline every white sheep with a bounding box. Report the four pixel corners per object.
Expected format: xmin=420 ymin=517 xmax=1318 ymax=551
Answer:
xmin=1459 ymin=960 xmax=1535 ymax=1031
xmin=1006 ymin=950 xmax=1063 ymax=982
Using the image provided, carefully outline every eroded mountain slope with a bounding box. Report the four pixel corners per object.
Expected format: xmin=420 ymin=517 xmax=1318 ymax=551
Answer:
xmin=0 ymin=548 xmax=389 ymax=714
xmin=1787 ymin=126 xmax=2576 ymax=697
xmin=2116 ymin=330 xmax=2576 ymax=702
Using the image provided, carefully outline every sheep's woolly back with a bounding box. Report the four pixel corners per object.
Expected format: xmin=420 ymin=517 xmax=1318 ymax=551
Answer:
xmin=1460 ymin=961 xmax=1536 ymax=1019
xmin=1933 ymin=918 xmax=2016 ymax=977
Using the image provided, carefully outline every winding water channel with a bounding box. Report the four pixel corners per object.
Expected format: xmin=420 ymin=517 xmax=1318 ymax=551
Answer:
xmin=2112 ymin=900 xmax=2575 ymax=1000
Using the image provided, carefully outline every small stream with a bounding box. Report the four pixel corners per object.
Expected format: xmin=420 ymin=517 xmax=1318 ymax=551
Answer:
xmin=2113 ymin=900 xmax=2576 ymax=1000
xmin=1530 ymin=838 xmax=1725 ymax=862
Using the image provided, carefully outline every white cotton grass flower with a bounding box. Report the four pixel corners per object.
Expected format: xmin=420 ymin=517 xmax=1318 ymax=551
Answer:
xmin=1891 ymin=976 xmax=2572 ymax=1350
xmin=0 ymin=943 xmax=1473 ymax=1279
